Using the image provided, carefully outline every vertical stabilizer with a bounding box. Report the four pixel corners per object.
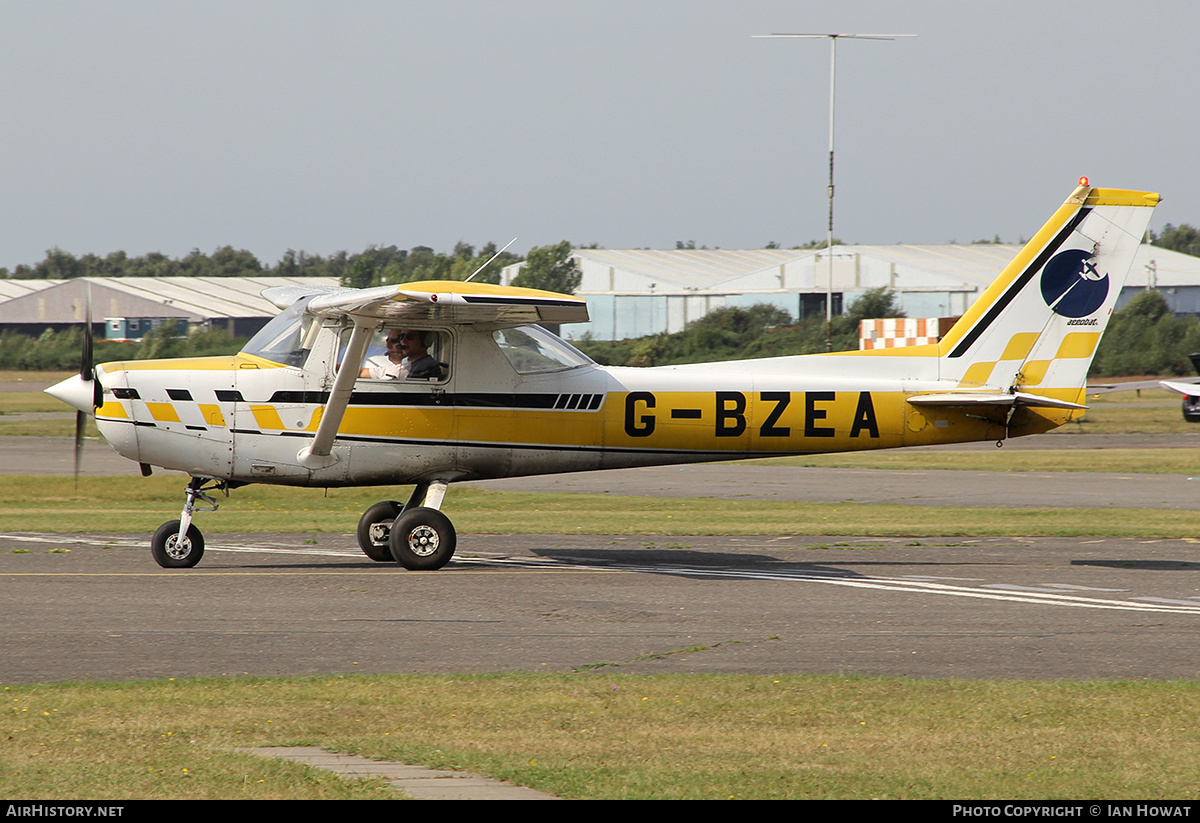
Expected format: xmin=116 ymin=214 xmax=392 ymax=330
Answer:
xmin=937 ymin=183 xmax=1159 ymax=401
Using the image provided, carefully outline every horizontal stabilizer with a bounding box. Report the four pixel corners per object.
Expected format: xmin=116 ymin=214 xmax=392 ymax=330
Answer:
xmin=907 ymin=391 xmax=1086 ymax=410
xmin=1159 ymin=379 xmax=1200 ymax=397
xmin=1089 ymin=377 xmax=1200 ymax=394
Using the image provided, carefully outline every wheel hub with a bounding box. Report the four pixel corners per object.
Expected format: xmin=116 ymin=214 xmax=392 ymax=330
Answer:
xmin=165 ymin=535 xmax=192 ymax=560
xmin=407 ymin=525 xmax=440 ymax=557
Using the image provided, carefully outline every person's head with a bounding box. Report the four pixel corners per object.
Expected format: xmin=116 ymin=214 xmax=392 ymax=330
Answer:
xmin=389 ymin=329 xmax=427 ymax=361
xmin=382 ymin=330 xmax=407 ymax=363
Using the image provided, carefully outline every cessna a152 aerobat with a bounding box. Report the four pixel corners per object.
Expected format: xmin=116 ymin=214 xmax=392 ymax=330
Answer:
xmin=47 ymin=180 xmax=1159 ymax=569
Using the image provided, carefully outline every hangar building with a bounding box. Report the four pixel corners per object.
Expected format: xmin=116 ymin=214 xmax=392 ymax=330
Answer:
xmin=3 ymin=244 xmax=1198 ymax=345
xmin=502 ymin=244 xmax=1200 ymax=341
xmin=0 ymin=276 xmax=339 ymax=340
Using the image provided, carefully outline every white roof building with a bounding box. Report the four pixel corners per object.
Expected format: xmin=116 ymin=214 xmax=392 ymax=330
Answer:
xmin=502 ymin=244 xmax=1200 ymax=341
xmin=0 ymin=279 xmax=62 ymax=301
xmin=5 ymin=243 xmax=1196 ymax=344
xmin=0 ymin=276 xmax=340 ymax=337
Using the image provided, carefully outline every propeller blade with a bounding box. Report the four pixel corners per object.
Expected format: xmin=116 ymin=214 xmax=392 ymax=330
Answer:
xmin=80 ymin=294 xmax=93 ymax=380
xmin=74 ymin=410 xmax=85 ymax=490
xmin=80 ymin=284 xmax=101 ymax=408
xmin=75 ymin=283 xmax=96 ymax=488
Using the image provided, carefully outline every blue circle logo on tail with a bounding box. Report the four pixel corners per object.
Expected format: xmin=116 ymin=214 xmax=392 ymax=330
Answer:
xmin=1040 ymin=249 xmax=1108 ymax=318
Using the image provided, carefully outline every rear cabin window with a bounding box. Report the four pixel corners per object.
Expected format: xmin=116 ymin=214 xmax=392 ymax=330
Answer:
xmin=493 ymin=326 xmax=592 ymax=374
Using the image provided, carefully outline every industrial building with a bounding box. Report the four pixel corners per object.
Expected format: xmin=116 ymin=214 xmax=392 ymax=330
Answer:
xmin=502 ymin=244 xmax=1200 ymax=341
xmin=2 ymin=243 xmax=1197 ymax=345
xmin=0 ymin=276 xmax=338 ymax=340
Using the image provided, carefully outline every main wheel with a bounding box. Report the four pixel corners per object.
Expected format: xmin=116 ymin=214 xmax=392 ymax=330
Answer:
xmin=388 ymin=507 xmax=456 ymax=570
xmin=151 ymin=520 xmax=205 ymax=568
xmin=357 ymin=500 xmax=404 ymax=562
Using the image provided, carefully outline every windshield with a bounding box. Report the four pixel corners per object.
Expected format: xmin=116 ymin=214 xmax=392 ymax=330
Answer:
xmin=241 ymin=300 xmax=314 ymax=366
xmin=493 ymin=325 xmax=593 ymax=374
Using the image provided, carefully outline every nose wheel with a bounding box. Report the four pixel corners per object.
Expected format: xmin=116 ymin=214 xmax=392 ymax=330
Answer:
xmin=151 ymin=520 xmax=205 ymax=568
xmin=151 ymin=478 xmax=223 ymax=569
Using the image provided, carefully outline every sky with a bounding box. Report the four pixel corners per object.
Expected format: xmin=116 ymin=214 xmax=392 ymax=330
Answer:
xmin=1 ymin=0 xmax=1196 ymax=270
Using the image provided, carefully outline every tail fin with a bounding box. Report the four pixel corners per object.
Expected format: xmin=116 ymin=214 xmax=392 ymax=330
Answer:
xmin=937 ymin=182 xmax=1159 ymax=402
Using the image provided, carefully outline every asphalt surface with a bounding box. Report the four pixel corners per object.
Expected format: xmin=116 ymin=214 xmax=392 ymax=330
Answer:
xmin=2 ymin=530 xmax=1198 ymax=684
xmin=1 ymin=428 xmax=1198 ymax=685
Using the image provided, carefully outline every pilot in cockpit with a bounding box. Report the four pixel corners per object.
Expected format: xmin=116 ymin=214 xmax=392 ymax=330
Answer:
xmin=359 ymin=330 xmax=440 ymax=380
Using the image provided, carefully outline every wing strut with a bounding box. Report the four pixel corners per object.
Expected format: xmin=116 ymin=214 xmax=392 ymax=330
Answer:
xmin=298 ymin=319 xmax=376 ymax=468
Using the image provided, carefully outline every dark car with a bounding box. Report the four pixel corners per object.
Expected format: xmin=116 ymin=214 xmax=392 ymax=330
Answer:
xmin=1184 ymin=394 xmax=1200 ymax=422
xmin=1183 ymin=353 xmax=1200 ymax=422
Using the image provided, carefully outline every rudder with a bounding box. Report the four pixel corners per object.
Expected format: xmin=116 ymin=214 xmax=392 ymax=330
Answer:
xmin=937 ymin=181 xmax=1159 ymax=402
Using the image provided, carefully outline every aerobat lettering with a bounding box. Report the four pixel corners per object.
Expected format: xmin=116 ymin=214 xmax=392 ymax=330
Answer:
xmin=623 ymin=391 xmax=879 ymax=439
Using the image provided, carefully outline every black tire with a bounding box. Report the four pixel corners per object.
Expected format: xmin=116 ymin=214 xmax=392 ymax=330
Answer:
xmin=151 ymin=520 xmax=205 ymax=569
xmin=357 ymin=500 xmax=404 ymax=562
xmin=388 ymin=507 xmax=456 ymax=570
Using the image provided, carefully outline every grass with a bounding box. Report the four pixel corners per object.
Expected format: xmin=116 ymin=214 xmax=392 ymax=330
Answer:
xmin=3 ymin=673 xmax=1198 ymax=800
xmin=0 ymin=386 xmax=98 ymax=438
xmin=6 ymin=373 xmax=1200 ymax=800
xmin=1067 ymin=397 xmax=1196 ymax=434
xmin=0 ymin=370 xmax=74 ymax=383
xmin=4 ymin=475 xmax=1200 ymax=538
xmin=745 ymin=447 xmax=1200 ymax=474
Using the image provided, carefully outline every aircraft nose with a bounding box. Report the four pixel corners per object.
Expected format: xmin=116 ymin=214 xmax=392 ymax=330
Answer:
xmin=45 ymin=374 xmax=97 ymax=414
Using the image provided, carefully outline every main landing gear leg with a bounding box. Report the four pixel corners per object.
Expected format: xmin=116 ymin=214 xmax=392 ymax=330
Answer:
xmin=151 ymin=477 xmax=223 ymax=569
xmin=356 ymin=481 xmax=456 ymax=570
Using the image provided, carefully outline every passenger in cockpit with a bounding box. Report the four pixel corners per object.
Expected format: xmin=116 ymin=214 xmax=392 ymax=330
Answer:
xmin=360 ymin=330 xmax=440 ymax=380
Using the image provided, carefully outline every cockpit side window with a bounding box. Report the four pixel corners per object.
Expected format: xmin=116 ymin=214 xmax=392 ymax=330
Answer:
xmin=353 ymin=328 xmax=450 ymax=382
xmin=493 ymin=325 xmax=593 ymax=374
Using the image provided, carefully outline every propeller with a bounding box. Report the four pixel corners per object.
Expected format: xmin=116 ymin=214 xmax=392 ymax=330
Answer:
xmin=44 ymin=283 xmax=105 ymax=487
xmin=73 ymin=286 xmax=101 ymax=486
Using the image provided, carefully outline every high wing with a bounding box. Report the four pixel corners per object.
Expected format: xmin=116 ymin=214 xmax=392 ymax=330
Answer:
xmin=262 ymin=280 xmax=589 ymax=326
xmin=282 ymin=280 xmax=589 ymax=468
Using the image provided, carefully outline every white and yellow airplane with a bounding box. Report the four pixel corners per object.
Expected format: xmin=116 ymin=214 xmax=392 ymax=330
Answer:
xmin=47 ymin=180 xmax=1159 ymax=569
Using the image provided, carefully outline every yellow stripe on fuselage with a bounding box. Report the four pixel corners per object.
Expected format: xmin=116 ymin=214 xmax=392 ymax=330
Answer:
xmin=328 ymin=390 xmax=1058 ymax=453
xmin=109 ymin=388 xmax=1070 ymax=457
xmin=99 ymin=354 xmax=286 ymax=372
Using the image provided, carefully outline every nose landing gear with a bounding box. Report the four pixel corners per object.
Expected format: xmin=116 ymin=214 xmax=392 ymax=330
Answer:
xmin=151 ymin=478 xmax=224 ymax=568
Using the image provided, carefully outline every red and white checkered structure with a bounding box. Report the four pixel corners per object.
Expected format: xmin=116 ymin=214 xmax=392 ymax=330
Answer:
xmin=859 ymin=317 xmax=959 ymax=350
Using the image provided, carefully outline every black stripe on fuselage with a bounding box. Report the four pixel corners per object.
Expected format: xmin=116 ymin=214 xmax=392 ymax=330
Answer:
xmin=948 ymin=207 xmax=1091 ymax=359
xmin=266 ymin=390 xmax=600 ymax=410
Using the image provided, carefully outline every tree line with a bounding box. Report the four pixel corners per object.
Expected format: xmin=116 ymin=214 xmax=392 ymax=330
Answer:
xmin=5 ymin=286 xmax=1198 ymax=378
xmin=0 ymin=239 xmax=581 ymax=294
xmin=5 ymin=220 xmax=1197 ymax=288
xmin=6 ymin=224 xmax=1200 ymax=373
xmin=0 ymin=325 xmax=243 ymax=371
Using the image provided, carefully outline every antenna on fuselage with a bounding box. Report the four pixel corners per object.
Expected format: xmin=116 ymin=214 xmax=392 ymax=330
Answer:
xmin=465 ymin=237 xmax=518 ymax=283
